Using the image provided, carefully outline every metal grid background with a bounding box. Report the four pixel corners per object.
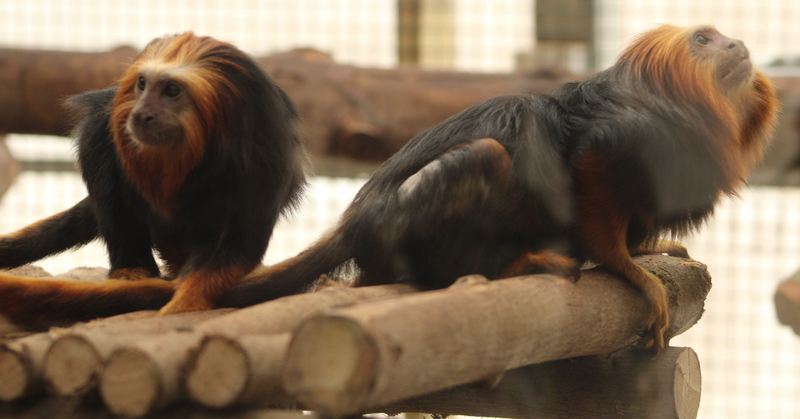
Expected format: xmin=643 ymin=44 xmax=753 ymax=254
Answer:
xmin=0 ymin=2 xmax=799 ymax=418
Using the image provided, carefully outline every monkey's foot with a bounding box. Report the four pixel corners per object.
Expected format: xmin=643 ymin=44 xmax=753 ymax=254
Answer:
xmin=636 ymin=289 xmax=669 ymax=353
xmin=109 ymin=267 xmax=156 ymax=281
xmin=501 ymin=250 xmax=580 ymax=281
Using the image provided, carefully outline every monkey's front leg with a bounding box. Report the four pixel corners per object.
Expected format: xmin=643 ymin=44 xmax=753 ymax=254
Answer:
xmin=159 ymin=264 xmax=254 ymax=314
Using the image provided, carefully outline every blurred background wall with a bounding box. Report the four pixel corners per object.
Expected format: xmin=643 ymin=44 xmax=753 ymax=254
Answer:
xmin=0 ymin=1 xmax=799 ymax=418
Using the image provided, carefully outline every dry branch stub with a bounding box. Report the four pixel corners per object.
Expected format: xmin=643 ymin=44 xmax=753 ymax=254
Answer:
xmin=283 ymin=255 xmax=711 ymax=416
xmin=185 ymin=333 xmax=292 ymax=408
xmin=775 ymin=270 xmax=800 ymax=336
xmin=98 ymin=283 xmax=417 ymax=417
xmin=379 ymin=346 xmax=701 ymax=419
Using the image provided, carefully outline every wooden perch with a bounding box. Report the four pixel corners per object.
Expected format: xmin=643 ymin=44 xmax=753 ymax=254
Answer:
xmin=282 ymin=255 xmax=711 ymax=417
xmin=98 ymin=282 xmax=417 ymax=417
xmin=43 ymin=309 xmax=232 ymax=397
xmin=185 ymin=334 xmax=293 ymax=409
xmin=0 ymin=309 xmax=229 ymax=402
xmin=0 ymin=310 xmax=155 ymax=402
xmin=380 ymin=346 xmax=701 ymax=419
xmin=775 ymin=269 xmax=800 ymax=336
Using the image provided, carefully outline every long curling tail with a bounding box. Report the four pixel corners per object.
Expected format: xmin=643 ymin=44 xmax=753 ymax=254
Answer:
xmin=218 ymin=229 xmax=353 ymax=308
xmin=0 ymin=197 xmax=99 ymax=269
xmin=0 ymin=274 xmax=175 ymax=331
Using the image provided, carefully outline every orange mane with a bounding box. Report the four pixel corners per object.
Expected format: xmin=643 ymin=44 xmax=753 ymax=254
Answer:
xmin=110 ymin=32 xmax=249 ymax=212
xmin=616 ymin=24 xmax=778 ymax=193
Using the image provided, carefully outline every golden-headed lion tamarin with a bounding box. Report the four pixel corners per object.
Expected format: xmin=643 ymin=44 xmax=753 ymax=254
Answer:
xmin=221 ymin=24 xmax=779 ymax=351
xmin=0 ymin=33 xmax=306 ymax=327
xmin=0 ymin=25 xmax=779 ymax=351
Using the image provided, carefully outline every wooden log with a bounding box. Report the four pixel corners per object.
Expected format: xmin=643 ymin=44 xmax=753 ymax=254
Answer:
xmin=379 ymin=346 xmax=701 ymax=419
xmin=0 ymin=136 xmax=20 ymax=200
xmin=775 ymin=269 xmax=800 ymax=336
xmin=184 ymin=334 xmax=293 ymax=409
xmin=0 ymin=45 xmax=568 ymax=164
xmin=0 ymin=311 xmax=157 ymax=402
xmin=282 ymin=255 xmax=710 ymax=417
xmin=0 ymin=396 xmax=318 ymax=419
xmin=0 ymin=333 xmax=52 ymax=401
xmin=0 ymin=46 xmax=136 ymax=136
xmin=43 ymin=309 xmax=233 ymax=397
xmin=98 ymin=282 xmax=417 ymax=417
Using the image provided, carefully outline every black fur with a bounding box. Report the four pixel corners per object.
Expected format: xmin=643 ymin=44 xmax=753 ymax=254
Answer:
xmin=0 ymin=63 xmax=306 ymax=282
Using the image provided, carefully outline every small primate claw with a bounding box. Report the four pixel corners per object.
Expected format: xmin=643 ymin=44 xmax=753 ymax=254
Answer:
xmin=635 ymin=297 xmax=669 ymax=354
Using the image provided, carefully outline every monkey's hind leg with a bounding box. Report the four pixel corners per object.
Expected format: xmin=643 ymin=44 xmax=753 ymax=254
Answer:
xmin=379 ymin=137 xmax=522 ymax=288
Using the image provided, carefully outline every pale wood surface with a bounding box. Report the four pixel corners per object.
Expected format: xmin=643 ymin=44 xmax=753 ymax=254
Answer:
xmin=380 ymin=346 xmax=701 ymax=419
xmin=98 ymin=282 xmax=418 ymax=417
xmin=283 ymin=255 xmax=710 ymax=416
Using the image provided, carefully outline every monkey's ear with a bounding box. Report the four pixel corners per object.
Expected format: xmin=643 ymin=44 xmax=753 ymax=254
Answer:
xmin=62 ymin=88 xmax=118 ymax=136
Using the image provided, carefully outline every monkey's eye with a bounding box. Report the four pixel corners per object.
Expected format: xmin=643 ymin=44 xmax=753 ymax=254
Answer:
xmin=694 ymin=34 xmax=709 ymax=46
xmin=163 ymin=83 xmax=182 ymax=98
xmin=136 ymin=76 xmax=146 ymax=91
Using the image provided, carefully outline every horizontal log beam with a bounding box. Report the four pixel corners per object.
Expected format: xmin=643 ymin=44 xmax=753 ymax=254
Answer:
xmin=283 ymin=255 xmax=710 ymax=416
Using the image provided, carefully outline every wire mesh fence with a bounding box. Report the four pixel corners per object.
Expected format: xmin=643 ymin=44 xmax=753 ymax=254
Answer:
xmin=0 ymin=1 xmax=798 ymax=418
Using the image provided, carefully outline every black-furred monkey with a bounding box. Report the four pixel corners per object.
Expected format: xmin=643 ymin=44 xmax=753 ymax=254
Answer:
xmin=223 ymin=24 xmax=778 ymax=350
xmin=0 ymin=32 xmax=305 ymax=327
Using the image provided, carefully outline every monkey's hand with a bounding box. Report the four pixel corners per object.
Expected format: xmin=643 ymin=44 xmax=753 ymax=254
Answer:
xmin=501 ymin=250 xmax=580 ymax=281
xmin=632 ymin=240 xmax=690 ymax=259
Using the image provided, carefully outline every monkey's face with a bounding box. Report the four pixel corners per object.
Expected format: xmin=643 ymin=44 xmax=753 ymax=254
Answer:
xmin=126 ymin=72 xmax=191 ymax=148
xmin=689 ymin=26 xmax=753 ymax=91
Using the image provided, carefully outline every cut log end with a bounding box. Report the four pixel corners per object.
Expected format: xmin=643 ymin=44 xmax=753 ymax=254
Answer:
xmin=100 ymin=349 xmax=161 ymax=417
xmin=44 ymin=335 xmax=101 ymax=396
xmin=185 ymin=337 xmax=249 ymax=408
xmin=0 ymin=348 xmax=29 ymax=401
xmin=283 ymin=315 xmax=379 ymax=414
xmin=674 ymin=347 xmax=702 ymax=419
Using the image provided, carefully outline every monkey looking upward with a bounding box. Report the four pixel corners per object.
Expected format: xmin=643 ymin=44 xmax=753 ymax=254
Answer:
xmin=0 ymin=33 xmax=306 ymax=326
xmin=221 ymin=24 xmax=778 ymax=351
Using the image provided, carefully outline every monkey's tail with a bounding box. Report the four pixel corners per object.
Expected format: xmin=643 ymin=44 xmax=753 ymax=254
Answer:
xmin=0 ymin=274 xmax=174 ymax=331
xmin=0 ymin=197 xmax=99 ymax=269
xmin=218 ymin=229 xmax=353 ymax=308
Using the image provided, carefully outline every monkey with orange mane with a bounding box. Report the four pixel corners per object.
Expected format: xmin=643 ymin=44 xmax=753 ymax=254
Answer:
xmin=0 ymin=33 xmax=306 ymax=327
xmin=221 ymin=24 xmax=778 ymax=351
xmin=0 ymin=25 xmax=778 ymax=351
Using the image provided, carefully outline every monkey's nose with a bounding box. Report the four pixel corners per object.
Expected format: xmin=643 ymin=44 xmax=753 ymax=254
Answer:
xmin=729 ymin=40 xmax=750 ymax=59
xmin=133 ymin=111 xmax=155 ymax=123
